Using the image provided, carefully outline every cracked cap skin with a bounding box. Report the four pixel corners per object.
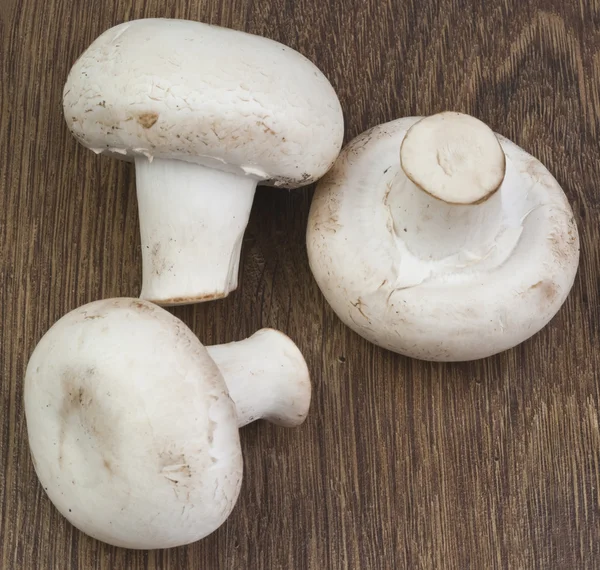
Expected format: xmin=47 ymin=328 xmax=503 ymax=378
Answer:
xmin=63 ymin=18 xmax=344 ymax=188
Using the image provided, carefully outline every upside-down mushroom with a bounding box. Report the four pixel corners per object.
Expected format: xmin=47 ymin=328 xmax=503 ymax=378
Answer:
xmin=307 ymin=112 xmax=580 ymax=361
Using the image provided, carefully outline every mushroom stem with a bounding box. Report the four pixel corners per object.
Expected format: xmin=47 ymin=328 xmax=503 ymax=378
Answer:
xmin=206 ymin=329 xmax=311 ymax=428
xmin=135 ymin=158 xmax=257 ymax=306
xmin=386 ymin=169 xmax=505 ymax=261
xmin=389 ymin=112 xmax=520 ymax=266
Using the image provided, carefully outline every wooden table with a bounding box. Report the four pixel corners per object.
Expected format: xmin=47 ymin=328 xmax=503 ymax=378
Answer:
xmin=1 ymin=0 xmax=599 ymax=568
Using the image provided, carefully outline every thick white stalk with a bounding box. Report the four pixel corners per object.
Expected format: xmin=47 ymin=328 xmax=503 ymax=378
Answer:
xmin=206 ymin=329 xmax=311 ymax=428
xmin=135 ymin=158 xmax=257 ymax=305
xmin=389 ymin=112 xmax=524 ymax=270
xmin=386 ymin=168 xmax=504 ymax=261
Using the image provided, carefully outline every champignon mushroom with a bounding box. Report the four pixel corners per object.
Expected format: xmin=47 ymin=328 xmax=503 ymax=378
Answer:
xmin=307 ymin=112 xmax=580 ymax=362
xmin=63 ymin=18 xmax=344 ymax=306
xmin=24 ymin=298 xmax=311 ymax=549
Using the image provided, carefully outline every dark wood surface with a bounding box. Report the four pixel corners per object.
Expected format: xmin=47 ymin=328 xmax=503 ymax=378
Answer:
xmin=1 ymin=0 xmax=599 ymax=568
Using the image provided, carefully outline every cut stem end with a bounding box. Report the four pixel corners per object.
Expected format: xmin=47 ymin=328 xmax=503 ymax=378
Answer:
xmin=400 ymin=112 xmax=506 ymax=205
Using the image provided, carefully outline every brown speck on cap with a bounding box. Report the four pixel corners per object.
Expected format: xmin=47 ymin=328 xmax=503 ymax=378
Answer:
xmin=137 ymin=112 xmax=159 ymax=129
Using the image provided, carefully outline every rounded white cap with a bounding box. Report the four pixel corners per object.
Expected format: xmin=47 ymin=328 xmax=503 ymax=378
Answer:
xmin=25 ymin=298 xmax=242 ymax=549
xmin=63 ymin=19 xmax=344 ymax=187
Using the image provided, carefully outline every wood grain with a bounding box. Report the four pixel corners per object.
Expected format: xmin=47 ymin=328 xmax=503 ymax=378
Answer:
xmin=1 ymin=0 xmax=599 ymax=568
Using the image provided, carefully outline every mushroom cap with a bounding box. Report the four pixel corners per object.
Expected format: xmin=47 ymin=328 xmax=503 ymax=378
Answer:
xmin=63 ymin=18 xmax=344 ymax=188
xmin=24 ymin=298 xmax=242 ymax=549
xmin=307 ymin=117 xmax=580 ymax=361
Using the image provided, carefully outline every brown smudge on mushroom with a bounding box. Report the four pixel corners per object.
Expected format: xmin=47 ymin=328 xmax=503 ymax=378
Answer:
xmin=149 ymin=242 xmax=168 ymax=276
xmin=383 ymin=182 xmax=393 ymax=205
xmin=257 ymin=121 xmax=276 ymax=135
xmin=547 ymin=217 xmax=579 ymax=264
xmin=103 ymin=458 xmax=113 ymax=474
xmin=268 ymin=173 xmax=315 ymax=189
xmin=130 ymin=299 xmax=155 ymax=313
xmin=310 ymin=188 xmax=342 ymax=234
xmin=137 ymin=112 xmax=159 ymax=129
xmin=159 ymin=452 xmax=193 ymax=484
xmin=351 ymin=298 xmax=370 ymax=322
xmin=155 ymin=292 xmax=228 ymax=306
xmin=57 ymin=367 xmax=119 ymax=470
xmin=207 ymin=417 xmax=217 ymax=445
xmin=58 ymin=368 xmax=93 ymax=466
xmin=61 ymin=369 xmax=95 ymax=414
xmin=82 ymin=311 xmax=105 ymax=320
xmin=530 ymin=280 xmax=559 ymax=305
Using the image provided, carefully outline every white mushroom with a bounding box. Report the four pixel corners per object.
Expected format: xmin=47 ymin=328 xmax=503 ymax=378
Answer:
xmin=307 ymin=112 xmax=580 ymax=361
xmin=24 ymin=298 xmax=311 ymax=549
xmin=63 ymin=18 xmax=344 ymax=306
